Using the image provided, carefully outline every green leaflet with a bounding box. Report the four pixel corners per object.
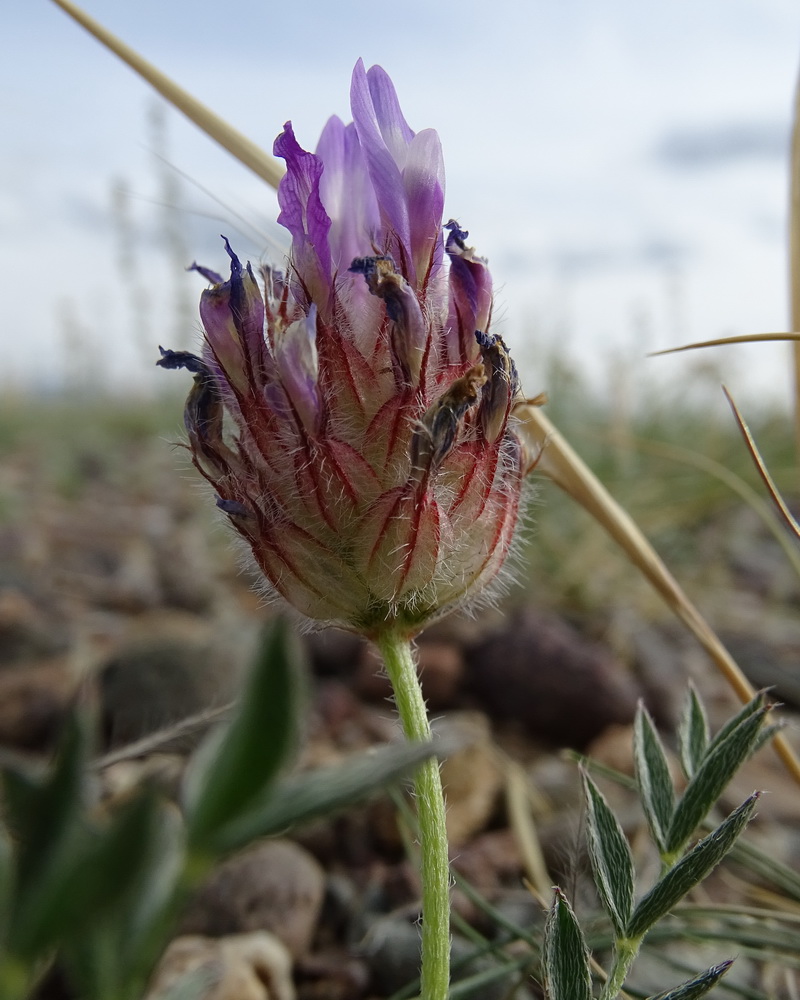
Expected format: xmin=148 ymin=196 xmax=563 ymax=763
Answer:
xmin=582 ymin=771 xmax=635 ymax=936
xmin=646 ymin=959 xmax=733 ymax=1000
xmin=677 ymin=684 xmax=709 ymax=780
xmin=212 ymin=736 xmax=442 ymax=854
xmin=543 ymin=889 xmax=592 ymax=1000
xmin=634 ymin=705 xmax=675 ymax=853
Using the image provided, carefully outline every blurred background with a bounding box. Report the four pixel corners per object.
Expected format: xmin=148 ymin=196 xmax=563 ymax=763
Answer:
xmin=4 ymin=0 xmax=800 ymax=414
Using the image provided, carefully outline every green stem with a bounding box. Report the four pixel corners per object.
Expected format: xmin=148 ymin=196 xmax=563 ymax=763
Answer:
xmin=599 ymin=937 xmax=641 ymax=1000
xmin=376 ymin=632 xmax=450 ymax=1000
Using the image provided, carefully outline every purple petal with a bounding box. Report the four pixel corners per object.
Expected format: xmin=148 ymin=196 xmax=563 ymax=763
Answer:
xmin=402 ymin=128 xmax=445 ymax=282
xmin=274 ymin=122 xmax=332 ymax=288
xmin=350 ymin=60 xmax=412 ymax=278
xmin=365 ymin=64 xmax=414 ymax=165
xmin=316 ymin=116 xmax=380 ymax=271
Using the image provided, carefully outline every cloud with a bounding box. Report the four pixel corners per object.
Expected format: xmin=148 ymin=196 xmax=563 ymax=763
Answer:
xmin=654 ymin=121 xmax=789 ymax=169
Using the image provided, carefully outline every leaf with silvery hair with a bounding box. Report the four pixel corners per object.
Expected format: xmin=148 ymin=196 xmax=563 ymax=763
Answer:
xmin=646 ymin=959 xmax=733 ymax=1000
xmin=543 ymin=888 xmax=592 ymax=1000
xmin=634 ymin=704 xmax=675 ymax=853
xmin=582 ymin=771 xmax=634 ymax=935
xmin=185 ymin=619 xmax=300 ymax=847
xmin=626 ymin=793 xmax=759 ymax=938
xmin=677 ymin=684 xmax=709 ymax=780
xmin=665 ymin=699 xmax=769 ymax=856
xmin=212 ymin=737 xmax=445 ymax=854
xmin=704 ymin=691 xmax=768 ymax=758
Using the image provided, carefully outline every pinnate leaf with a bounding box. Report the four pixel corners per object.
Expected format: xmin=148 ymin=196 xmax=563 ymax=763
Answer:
xmin=627 ymin=793 xmax=759 ymax=938
xmin=704 ymin=691 xmax=767 ymax=758
xmin=666 ymin=700 xmax=769 ymax=855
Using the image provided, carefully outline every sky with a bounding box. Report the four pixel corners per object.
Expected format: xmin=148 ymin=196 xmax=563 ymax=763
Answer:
xmin=4 ymin=0 xmax=800 ymax=415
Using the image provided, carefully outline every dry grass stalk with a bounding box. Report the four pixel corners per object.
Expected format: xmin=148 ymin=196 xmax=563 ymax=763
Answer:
xmin=721 ymin=386 xmax=800 ymax=541
xmin=791 ymin=68 xmax=800 ymax=462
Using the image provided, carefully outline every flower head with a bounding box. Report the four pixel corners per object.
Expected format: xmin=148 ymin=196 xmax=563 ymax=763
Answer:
xmin=160 ymin=61 xmax=529 ymax=637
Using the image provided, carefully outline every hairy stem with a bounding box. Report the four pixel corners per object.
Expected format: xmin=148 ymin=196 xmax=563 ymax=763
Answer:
xmin=376 ymin=632 xmax=450 ymax=1000
xmin=599 ymin=938 xmax=641 ymax=1000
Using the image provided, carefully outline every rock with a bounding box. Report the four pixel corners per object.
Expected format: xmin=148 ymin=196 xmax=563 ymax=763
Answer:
xmin=584 ymin=723 xmax=636 ymax=777
xmin=629 ymin=623 xmax=691 ymax=727
xmin=304 ymin=629 xmax=363 ymax=678
xmin=181 ymin=840 xmax=326 ymax=960
xmin=416 ymin=641 xmax=464 ymax=709
xmin=145 ymin=932 xmax=295 ymax=1000
xmin=359 ymin=916 xmax=421 ymax=996
xmin=295 ymin=949 xmax=370 ymax=1000
xmin=354 ymin=639 xmax=464 ymax=709
xmin=0 ymin=586 xmax=68 ymax=667
xmin=99 ymin=621 xmax=240 ymax=749
xmin=100 ymin=753 xmax=185 ymax=806
xmin=0 ymin=660 xmax=75 ymax=750
xmin=436 ymin=712 xmax=503 ymax=846
xmin=451 ymin=828 xmax=524 ymax=899
xmin=366 ymin=712 xmax=502 ymax=852
xmin=722 ymin=504 xmax=800 ymax=603
xmin=464 ymin=608 xmax=640 ymax=749
xmin=361 ymin=917 xmax=529 ymax=999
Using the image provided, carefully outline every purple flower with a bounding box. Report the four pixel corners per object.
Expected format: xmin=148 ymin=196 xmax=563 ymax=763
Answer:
xmin=160 ymin=61 xmax=529 ymax=637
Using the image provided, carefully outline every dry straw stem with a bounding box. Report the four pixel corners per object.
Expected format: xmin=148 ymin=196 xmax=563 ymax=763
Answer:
xmin=721 ymin=385 xmax=800 ymax=542
xmin=650 ymin=332 xmax=800 ymax=354
xmin=51 ymin=0 xmax=800 ymax=790
xmin=504 ymin=759 xmax=551 ymax=898
xmin=791 ymin=68 xmax=800 ymax=462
